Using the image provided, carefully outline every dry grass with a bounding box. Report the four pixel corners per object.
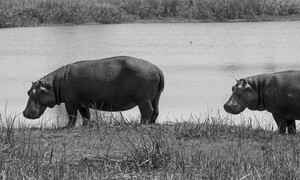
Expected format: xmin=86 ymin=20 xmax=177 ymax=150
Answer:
xmin=1 ymin=0 xmax=300 ymax=28
xmin=1 ymin=111 xmax=300 ymax=179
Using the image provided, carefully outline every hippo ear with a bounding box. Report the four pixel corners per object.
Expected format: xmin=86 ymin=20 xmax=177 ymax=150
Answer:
xmin=238 ymin=78 xmax=247 ymax=85
xmin=38 ymin=79 xmax=45 ymax=86
xmin=245 ymin=83 xmax=251 ymax=89
xmin=241 ymin=79 xmax=252 ymax=89
xmin=38 ymin=79 xmax=53 ymax=89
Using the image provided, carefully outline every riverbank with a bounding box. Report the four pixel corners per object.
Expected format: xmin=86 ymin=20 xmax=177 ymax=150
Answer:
xmin=1 ymin=0 xmax=300 ymax=28
xmin=1 ymin=112 xmax=300 ymax=179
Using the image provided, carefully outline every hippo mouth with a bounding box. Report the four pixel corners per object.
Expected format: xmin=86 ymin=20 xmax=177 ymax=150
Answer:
xmin=224 ymin=102 xmax=246 ymax=115
xmin=23 ymin=100 xmax=46 ymax=119
xmin=23 ymin=107 xmax=45 ymax=119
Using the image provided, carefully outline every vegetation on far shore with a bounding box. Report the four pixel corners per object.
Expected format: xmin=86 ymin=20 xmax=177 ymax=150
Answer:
xmin=1 ymin=0 xmax=300 ymax=28
xmin=1 ymin=111 xmax=300 ymax=179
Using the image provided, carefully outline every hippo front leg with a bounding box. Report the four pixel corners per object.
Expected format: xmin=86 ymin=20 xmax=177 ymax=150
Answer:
xmin=287 ymin=120 xmax=296 ymax=135
xmin=78 ymin=106 xmax=91 ymax=126
xmin=272 ymin=113 xmax=287 ymax=134
xmin=65 ymin=103 xmax=78 ymax=128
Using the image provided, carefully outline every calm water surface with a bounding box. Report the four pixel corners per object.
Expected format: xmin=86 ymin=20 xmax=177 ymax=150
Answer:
xmin=1 ymin=22 xmax=300 ymax=127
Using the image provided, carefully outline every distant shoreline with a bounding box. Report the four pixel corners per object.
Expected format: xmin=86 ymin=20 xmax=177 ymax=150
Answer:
xmin=1 ymin=0 xmax=300 ymax=28
xmin=134 ymin=15 xmax=300 ymax=23
xmin=4 ymin=15 xmax=300 ymax=29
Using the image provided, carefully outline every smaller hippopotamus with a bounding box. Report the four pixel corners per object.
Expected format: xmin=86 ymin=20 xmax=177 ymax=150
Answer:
xmin=224 ymin=70 xmax=300 ymax=134
xmin=23 ymin=56 xmax=164 ymax=128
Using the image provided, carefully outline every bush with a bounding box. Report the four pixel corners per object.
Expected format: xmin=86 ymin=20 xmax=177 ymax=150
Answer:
xmin=1 ymin=0 xmax=300 ymax=27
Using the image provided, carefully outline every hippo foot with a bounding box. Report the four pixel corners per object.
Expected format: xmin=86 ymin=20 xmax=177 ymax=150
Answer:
xmin=82 ymin=120 xmax=93 ymax=127
xmin=278 ymin=130 xmax=296 ymax=135
xmin=57 ymin=123 xmax=75 ymax=130
xmin=83 ymin=122 xmax=96 ymax=128
xmin=141 ymin=120 xmax=150 ymax=125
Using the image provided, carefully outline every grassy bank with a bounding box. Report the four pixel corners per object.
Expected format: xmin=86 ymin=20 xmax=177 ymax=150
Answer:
xmin=1 ymin=112 xmax=300 ymax=179
xmin=1 ymin=0 xmax=300 ymax=28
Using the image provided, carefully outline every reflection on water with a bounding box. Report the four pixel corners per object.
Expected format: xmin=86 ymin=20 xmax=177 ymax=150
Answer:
xmin=1 ymin=21 xmax=300 ymax=126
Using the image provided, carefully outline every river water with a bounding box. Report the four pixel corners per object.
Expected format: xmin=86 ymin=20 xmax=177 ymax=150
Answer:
xmin=1 ymin=22 xmax=300 ymax=127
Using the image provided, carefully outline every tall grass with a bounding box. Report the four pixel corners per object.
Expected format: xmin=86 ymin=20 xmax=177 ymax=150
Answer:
xmin=1 ymin=0 xmax=300 ymax=28
xmin=1 ymin=111 xmax=300 ymax=179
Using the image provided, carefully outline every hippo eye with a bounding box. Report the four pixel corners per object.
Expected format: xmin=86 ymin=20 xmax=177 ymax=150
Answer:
xmin=28 ymin=89 xmax=38 ymax=96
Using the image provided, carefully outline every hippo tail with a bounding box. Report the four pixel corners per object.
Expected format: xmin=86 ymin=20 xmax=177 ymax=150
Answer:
xmin=157 ymin=67 xmax=165 ymax=93
xmin=150 ymin=67 xmax=164 ymax=123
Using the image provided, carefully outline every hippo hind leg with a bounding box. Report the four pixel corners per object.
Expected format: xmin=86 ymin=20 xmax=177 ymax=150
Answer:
xmin=287 ymin=120 xmax=296 ymax=135
xmin=138 ymin=99 xmax=154 ymax=124
xmin=150 ymin=92 xmax=161 ymax=124
xmin=78 ymin=106 xmax=91 ymax=126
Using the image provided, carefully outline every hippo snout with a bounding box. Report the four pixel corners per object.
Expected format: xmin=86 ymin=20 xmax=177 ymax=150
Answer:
xmin=224 ymin=102 xmax=240 ymax=115
xmin=224 ymin=103 xmax=235 ymax=114
xmin=223 ymin=103 xmax=231 ymax=113
xmin=23 ymin=110 xmax=32 ymax=119
xmin=23 ymin=109 xmax=39 ymax=119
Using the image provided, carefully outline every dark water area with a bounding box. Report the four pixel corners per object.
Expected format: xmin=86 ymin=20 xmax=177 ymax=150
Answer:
xmin=1 ymin=22 xmax=300 ymax=127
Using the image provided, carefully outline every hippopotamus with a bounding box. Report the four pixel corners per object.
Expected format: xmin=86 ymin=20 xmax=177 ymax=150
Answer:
xmin=23 ymin=56 xmax=164 ymax=128
xmin=224 ymin=70 xmax=300 ymax=134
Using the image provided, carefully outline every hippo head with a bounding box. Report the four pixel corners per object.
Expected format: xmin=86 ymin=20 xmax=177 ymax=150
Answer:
xmin=23 ymin=79 xmax=56 ymax=119
xmin=224 ymin=79 xmax=258 ymax=114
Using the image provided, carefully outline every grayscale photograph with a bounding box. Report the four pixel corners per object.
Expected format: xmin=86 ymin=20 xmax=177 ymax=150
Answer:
xmin=1 ymin=0 xmax=300 ymax=179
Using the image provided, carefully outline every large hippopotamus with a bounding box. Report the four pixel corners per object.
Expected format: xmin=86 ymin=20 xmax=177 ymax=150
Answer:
xmin=224 ymin=70 xmax=300 ymax=134
xmin=23 ymin=56 xmax=164 ymax=128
